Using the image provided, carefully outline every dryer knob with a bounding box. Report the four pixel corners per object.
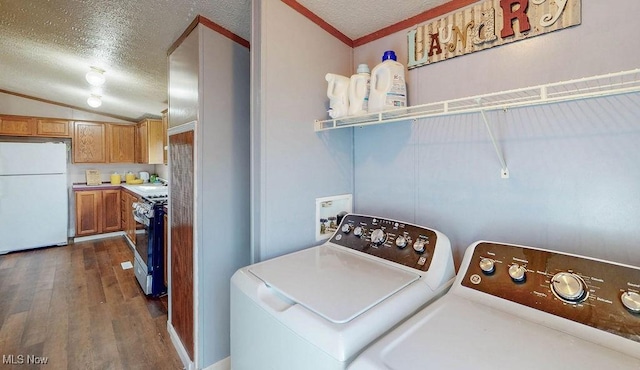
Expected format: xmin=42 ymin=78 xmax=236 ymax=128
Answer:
xmin=413 ymin=239 xmax=426 ymax=253
xmin=621 ymin=291 xmax=640 ymax=313
xmin=370 ymin=229 xmax=387 ymax=245
xmin=479 ymin=258 xmax=495 ymax=275
xmin=508 ymin=264 xmax=526 ymax=282
xmin=395 ymin=235 xmax=407 ymax=249
xmin=551 ymin=272 xmax=587 ymax=303
xmin=353 ymin=226 xmax=365 ymax=237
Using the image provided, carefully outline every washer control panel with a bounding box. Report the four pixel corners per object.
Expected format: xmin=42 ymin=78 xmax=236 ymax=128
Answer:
xmin=329 ymin=214 xmax=438 ymax=271
xmin=462 ymin=242 xmax=640 ymax=342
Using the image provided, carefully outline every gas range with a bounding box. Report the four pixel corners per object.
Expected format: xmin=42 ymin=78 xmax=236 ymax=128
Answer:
xmin=142 ymin=193 xmax=168 ymax=204
xmin=132 ymin=194 xmax=167 ymax=297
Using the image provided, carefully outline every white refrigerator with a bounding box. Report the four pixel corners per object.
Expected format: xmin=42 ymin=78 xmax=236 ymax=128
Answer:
xmin=0 ymin=142 xmax=68 ymax=254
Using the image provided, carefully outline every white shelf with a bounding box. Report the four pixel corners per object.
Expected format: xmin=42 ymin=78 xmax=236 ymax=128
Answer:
xmin=314 ymin=69 xmax=640 ymax=132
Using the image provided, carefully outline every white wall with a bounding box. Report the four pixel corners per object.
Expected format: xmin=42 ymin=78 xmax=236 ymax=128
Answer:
xmin=352 ymin=1 xmax=640 ymax=266
xmin=0 ymin=91 xmax=132 ymax=123
xmin=251 ymin=0 xmax=354 ymax=261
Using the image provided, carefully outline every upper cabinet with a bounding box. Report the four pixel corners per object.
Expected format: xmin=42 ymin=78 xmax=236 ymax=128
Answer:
xmin=0 ymin=115 xmax=72 ymax=137
xmin=162 ymin=109 xmax=168 ymax=165
xmin=107 ymin=124 xmax=135 ymax=163
xmin=136 ymin=118 xmax=164 ymax=164
xmin=1 ymin=114 xmax=166 ymax=164
xmin=36 ymin=119 xmax=72 ymax=137
xmin=73 ymin=121 xmax=107 ymax=163
xmin=0 ymin=116 xmax=36 ymax=136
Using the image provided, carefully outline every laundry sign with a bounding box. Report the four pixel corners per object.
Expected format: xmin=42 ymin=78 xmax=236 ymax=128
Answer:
xmin=407 ymin=0 xmax=581 ymax=69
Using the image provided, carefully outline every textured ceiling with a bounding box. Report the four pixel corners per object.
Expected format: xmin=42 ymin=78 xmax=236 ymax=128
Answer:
xmin=297 ymin=0 xmax=450 ymax=40
xmin=0 ymin=0 xmax=450 ymax=122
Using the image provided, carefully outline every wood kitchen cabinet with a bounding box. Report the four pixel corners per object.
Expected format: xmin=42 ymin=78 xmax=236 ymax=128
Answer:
xmin=162 ymin=109 xmax=168 ymax=165
xmin=73 ymin=121 xmax=107 ymax=163
xmin=75 ymin=189 xmax=121 ymax=236
xmin=136 ymin=118 xmax=164 ymax=164
xmin=107 ymin=124 xmax=135 ymax=163
xmin=36 ymin=119 xmax=71 ymax=137
xmin=0 ymin=115 xmax=71 ymax=137
xmin=0 ymin=115 xmax=36 ymax=136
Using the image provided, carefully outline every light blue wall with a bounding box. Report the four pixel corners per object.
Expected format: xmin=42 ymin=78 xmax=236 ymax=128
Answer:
xmin=252 ymin=0 xmax=354 ymax=261
xmin=353 ymin=1 xmax=640 ymax=266
xmin=168 ymin=24 xmax=251 ymax=368
xmin=198 ymin=25 xmax=251 ymax=367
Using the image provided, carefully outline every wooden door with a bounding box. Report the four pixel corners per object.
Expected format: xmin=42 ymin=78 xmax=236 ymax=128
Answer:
xmin=146 ymin=119 xmax=164 ymax=164
xmin=36 ymin=119 xmax=71 ymax=137
xmin=169 ymin=130 xmax=194 ymax=360
xmin=136 ymin=121 xmax=148 ymax=163
xmin=73 ymin=122 xmax=107 ymax=163
xmin=75 ymin=191 xmax=101 ymax=236
xmin=102 ymin=189 xmax=122 ymax=232
xmin=164 ymin=213 xmax=168 ymax=287
xmin=0 ymin=116 xmax=36 ymax=136
xmin=107 ymin=124 xmax=135 ymax=163
xmin=162 ymin=110 xmax=168 ymax=164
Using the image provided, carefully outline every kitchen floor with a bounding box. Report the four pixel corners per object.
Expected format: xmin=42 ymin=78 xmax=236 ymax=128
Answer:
xmin=0 ymin=237 xmax=183 ymax=369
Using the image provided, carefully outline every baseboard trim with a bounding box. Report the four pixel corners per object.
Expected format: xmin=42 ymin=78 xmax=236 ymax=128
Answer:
xmin=167 ymin=321 xmax=195 ymax=370
xmin=73 ymin=231 xmax=125 ymax=243
xmin=203 ymin=357 xmax=230 ymax=370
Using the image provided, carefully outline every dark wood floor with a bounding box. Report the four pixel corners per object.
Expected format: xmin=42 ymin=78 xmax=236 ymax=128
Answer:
xmin=0 ymin=236 xmax=183 ymax=370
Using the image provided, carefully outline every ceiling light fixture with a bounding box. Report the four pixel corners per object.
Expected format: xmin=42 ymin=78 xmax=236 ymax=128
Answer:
xmin=87 ymin=94 xmax=102 ymax=108
xmin=86 ymin=67 xmax=106 ymax=86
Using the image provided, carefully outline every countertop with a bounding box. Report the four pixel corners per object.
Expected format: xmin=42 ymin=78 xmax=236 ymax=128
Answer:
xmin=73 ymin=182 xmax=168 ymax=198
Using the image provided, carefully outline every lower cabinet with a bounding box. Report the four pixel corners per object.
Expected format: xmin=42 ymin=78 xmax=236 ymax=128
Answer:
xmin=75 ymin=189 xmax=121 ymax=236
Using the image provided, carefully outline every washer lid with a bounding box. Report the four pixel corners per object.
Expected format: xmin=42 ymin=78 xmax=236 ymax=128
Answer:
xmin=249 ymin=245 xmax=420 ymax=324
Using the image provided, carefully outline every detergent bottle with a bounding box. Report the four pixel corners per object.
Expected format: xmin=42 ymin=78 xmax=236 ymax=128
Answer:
xmin=368 ymin=50 xmax=407 ymax=113
xmin=325 ymin=73 xmax=350 ymax=119
xmin=347 ymin=64 xmax=370 ymax=116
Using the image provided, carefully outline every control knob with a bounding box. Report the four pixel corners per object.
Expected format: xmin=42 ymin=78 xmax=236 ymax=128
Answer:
xmin=353 ymin=226 xmax=365 ymax=238
xmin=621 ymin=291 xmax=640 ymax=313
xmin=413 ymin=239 xmax=426 ymax=253
xmin=508 ymin=264 xmax=526 ymax=282
xmin=370 ymin=229 xmax=387 ymax=245
xmin=479 ymin=258 xmax=495 ymax=275
xmin=551 ymin=272 xmax=587 ymax=303
xmin=395 ymin=235 xmax=408 ymax=249
xmin=341 ymin=224 xmax=352 ymax=233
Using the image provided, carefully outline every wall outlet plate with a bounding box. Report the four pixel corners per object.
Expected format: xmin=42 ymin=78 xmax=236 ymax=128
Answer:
xmin=315 ymin=194 xmax=353 ymax=241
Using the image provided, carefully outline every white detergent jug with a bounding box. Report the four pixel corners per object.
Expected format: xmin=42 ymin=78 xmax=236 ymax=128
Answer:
xmin=368 ymin=50 xmax=407 ymax=113
xmin=325 ymin=73 xmax=350 ymax=119
xmin=347 ymin=64 xmax=370 ymax=116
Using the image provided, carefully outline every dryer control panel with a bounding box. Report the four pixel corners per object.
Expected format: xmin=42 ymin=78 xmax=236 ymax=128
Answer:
xmin=329 ymin=214 xmax=439 ymax=272
xmin=462 ymin=242 xmax=640 ymax=342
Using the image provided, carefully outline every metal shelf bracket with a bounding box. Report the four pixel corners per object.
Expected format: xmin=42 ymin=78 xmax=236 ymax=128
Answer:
xmin=479 ymin=105 xmax=509 ymax=179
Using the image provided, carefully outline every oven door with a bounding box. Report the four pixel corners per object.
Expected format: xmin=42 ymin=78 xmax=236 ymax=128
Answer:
xmin=133 ymin=211 xmax=150 ymax=267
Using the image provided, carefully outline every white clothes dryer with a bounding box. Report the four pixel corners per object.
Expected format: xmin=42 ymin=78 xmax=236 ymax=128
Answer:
xmin=230 ymin=214 xmax=455 ymax=370
xmin=349 ymin=240 xmax=640 ymax=369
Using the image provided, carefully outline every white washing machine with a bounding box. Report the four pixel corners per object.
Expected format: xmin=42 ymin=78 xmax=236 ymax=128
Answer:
xmin=349 ymin=240 xmax=640 ymax=369
xmin=230 ymin=214 xmax=455 ymax=370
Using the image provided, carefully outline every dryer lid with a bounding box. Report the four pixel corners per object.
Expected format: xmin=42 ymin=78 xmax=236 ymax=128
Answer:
xmin=249 ymin=245 xmax=420 ymax=324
